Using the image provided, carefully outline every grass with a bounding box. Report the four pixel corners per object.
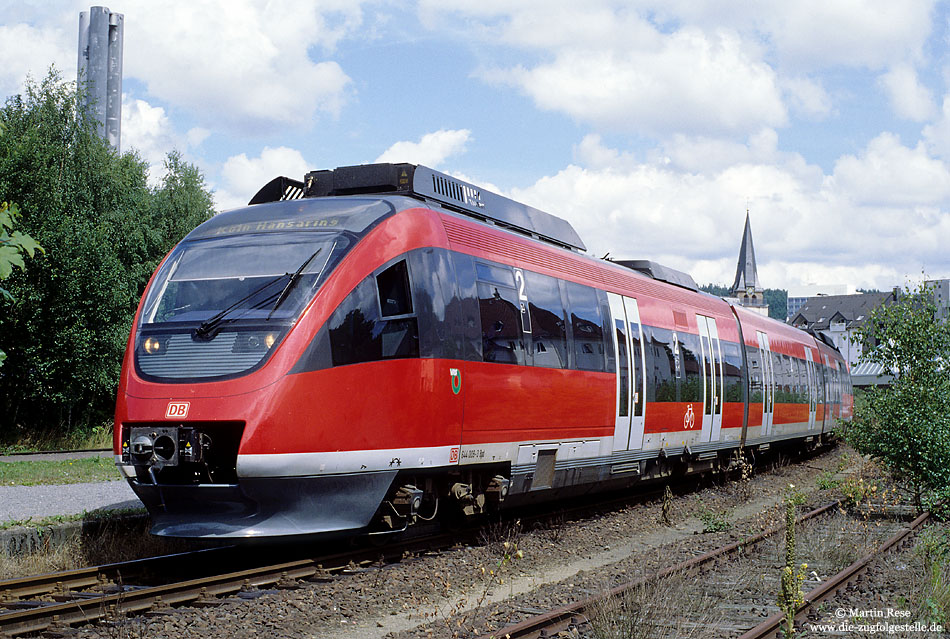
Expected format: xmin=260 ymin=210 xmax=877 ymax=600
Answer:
xmin=587 ymin=571 xmax=724 ymax=639
xmin=0 ymin=507 xmax=146 ymax=531
xmin=0 ymin=455 xmax=122 ymax=486
xmin=0 ymin=508 xmax=196 ymax=580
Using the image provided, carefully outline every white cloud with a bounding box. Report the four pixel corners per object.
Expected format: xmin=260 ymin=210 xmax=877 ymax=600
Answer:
xmin=878 ymin=65 xmax=937 ymax=121
xmin=375 ymin=129 xmax=472 ymax=167
xmin=760 ymin=1 xmax=935 ymax=70
xmin=423 ymin=1 xmax=938 ymax=139
xmin=216 ymin=146 xmax=312 ymax=210
xmin=923 ymin=94 xmax=950 ymax=159
xmin=0 ymin=21 xmax=73 ymax=97
xmin=781 ymin=76 xmax=833 ymax=119
xmin=121 ymin=0 xmax=361 ymax=132
xmin=479 ymin=26 xmax=786 ymax=137
xmin=832 ymin=132 xmax=950 ymax=205
xmin=510 ymin=135 xmax=950 ymax=290
xmin=122 ymin=96 xmax=210 ymax=186
xmin=648 ymin=0 xmax=936 ymax=70
xmin=122 ymin=98 xmax=179 ymax=177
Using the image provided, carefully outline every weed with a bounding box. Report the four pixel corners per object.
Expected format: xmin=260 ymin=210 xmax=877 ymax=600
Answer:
xmin=537 ymin=512 xmax=566 ymax=544
xmin=777 ymin=493 xmax=807 ymax=638
xmin=698 ymin=508 xmax=731 ymax=533
xmin=661 ymin=484 xmax=673 ymax=526
xmin=0 ymin=510 xmax=194 ymax=579
xmin=478 ymin=518 xmax=523 ymax=559
xmin=587 ymin=571 xmax=723 ymax=639
xmin=816 ymin=470 xmax=840 ymax=491
xmin=430 ymin=527 xmax=526 ymax=637
xmin=914 ymin=527 xmax=950 ymax=626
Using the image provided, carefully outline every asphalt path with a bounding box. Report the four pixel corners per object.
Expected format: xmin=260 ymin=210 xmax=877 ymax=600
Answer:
xmin=0 ymin=450 xmax=142 ymax=523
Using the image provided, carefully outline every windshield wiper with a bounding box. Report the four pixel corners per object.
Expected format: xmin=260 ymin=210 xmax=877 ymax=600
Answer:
xmin=194 ymin=274 xmax=287 ymax=340
xmin=267 ymin=249 xmax=322 ymax=320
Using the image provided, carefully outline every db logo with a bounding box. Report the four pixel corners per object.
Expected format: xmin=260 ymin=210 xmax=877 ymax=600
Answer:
xmin=684 ymin=404 xmax=695 ymax=430
xmin=165 ymin=401 xmax=190 ymax=418
xmin=449 ymin=447 xmax=460 ymax=464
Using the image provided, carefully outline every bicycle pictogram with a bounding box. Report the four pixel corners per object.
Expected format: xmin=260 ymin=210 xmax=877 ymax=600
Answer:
xmin=684 ymin=404 xmax=695 ymax=429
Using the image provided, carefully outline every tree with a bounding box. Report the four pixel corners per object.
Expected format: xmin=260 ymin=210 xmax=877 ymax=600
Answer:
xmin=0 ymin=120 xmax=45 ymax=368
xmin=0 ymin=200 xmax=43 ymax=367
xmin=845 ymin=281 xmax=950 ymax=513
xmin=0 ymin=70 xmax=213 ymax=437
xmin=699 ymin=283 xmax=788 ymax=321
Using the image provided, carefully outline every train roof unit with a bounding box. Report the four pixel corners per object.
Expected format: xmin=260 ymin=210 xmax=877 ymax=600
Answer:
xmin=249 ymin=163 xmax=587 ymax=253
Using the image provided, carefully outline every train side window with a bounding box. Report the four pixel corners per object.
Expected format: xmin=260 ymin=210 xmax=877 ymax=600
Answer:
xmin=678 ymin=332 xmax=703 ymax=403
xmin=524 ymin=270 xmax=567 ymax=369
xmin=377 ymin=260 xmax=413 ymax=317
xmin=476 ymin=262 xmax=526 ymax=365
xmin=721 ymin=341 xmax=744 ymax=402
xmin=747 ymin=345 xmax=763 ymax=404
xmin=409 ymin=249 xmax=461 ymax=360
xmin=565 ymin=281 xmax=606 ymax=372
xmin=329 ymin=260 xmax=420 ymax=367
xmin=647 ymin=326 xmax=677 ymax=402
xmin=450 ymin=252 xmax=482 ymax=362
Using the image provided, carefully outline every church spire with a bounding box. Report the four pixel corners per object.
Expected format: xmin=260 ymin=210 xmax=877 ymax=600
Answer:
xmin=730 ymin=211 xmax=768 ymax=314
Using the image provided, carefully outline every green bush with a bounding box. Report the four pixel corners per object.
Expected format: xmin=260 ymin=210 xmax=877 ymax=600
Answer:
xmin=0 ymin=70 xmax=213 ymax=439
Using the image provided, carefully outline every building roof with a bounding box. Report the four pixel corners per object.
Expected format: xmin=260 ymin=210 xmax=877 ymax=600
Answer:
xmin=789 ymin=292 xmax=893 ymax=331
xmin=850 ymin=360 xmax=894 ymax=387
xmin=730 ymin=212 xmax=761 ymax=295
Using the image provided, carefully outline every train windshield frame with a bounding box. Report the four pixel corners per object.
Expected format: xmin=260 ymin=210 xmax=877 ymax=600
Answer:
xmin=140 ymin=231 xmax=348 ymax=329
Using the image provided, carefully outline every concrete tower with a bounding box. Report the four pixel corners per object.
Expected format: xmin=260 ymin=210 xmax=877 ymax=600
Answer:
xmin=78 ymin=6 xmax=124 ymax=151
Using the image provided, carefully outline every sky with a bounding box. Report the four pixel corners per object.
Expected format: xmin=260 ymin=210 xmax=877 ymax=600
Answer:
xmin=1 ymin=0 xmax=949 ymax=291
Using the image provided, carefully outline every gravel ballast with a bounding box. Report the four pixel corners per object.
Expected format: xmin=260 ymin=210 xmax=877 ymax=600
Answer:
xmin=63 ymin=445 xmax=902 ymax=639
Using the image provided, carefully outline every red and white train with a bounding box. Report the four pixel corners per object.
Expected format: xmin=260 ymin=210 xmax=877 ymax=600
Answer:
xmin=114 ymin=163 xmax=852 ymax=538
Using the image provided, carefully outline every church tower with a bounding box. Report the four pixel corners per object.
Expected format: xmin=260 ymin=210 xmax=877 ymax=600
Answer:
xmin=730 ymin=212 xmax=769 ymax=316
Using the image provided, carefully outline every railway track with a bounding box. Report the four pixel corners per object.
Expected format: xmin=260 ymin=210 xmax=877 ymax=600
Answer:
xmin=0 ymin=527 xmax=464 ymax=637
xmin=0 ymin=478 xmax=677 ymax=637
xmin=738 ymin=510 xmax=931 ymax=639
xmin=0 ymin=444 xmax=839 ymax=637
xmin=475 ymin=502 xmax=929 ymax=639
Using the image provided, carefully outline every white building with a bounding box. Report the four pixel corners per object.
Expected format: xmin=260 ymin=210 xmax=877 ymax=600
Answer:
xmin=788 ymin=292 xmax=896 ymax=368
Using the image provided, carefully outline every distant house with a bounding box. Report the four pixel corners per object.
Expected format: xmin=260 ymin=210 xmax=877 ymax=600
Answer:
xmin=788 ymin=291 xmax=897 ymax=378
xmin=786 ymin=284 xmax=856 ymax=322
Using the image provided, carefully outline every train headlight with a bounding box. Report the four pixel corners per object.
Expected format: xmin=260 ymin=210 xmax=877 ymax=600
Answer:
xmin=142 ymin=337 xmax=164 ymax=355
xmin=264 ymin=333 xmax=276 ymax=349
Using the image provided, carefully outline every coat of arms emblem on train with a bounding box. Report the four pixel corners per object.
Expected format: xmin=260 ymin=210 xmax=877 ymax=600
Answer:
xmin=450 ymin=368 xmax=462 ymax=395
xmin=684 ymin=404 xmax=695 ymax=430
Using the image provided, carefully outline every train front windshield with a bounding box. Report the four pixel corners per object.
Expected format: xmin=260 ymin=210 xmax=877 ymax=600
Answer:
xmin=142 ymin=233 xmax=345 ymax=326
xmin=134 ymin=231 xmax=349 ymax=381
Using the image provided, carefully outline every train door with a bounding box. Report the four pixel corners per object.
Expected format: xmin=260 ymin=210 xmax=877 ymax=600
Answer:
xmin=821 ymin=355 xmax=832 ymax=431
xmin=608 ymin=293 xmax=646 ymax=452
xmin=757 ymin=331 xmax=774 ymax=436
xmin=627 ymin=298 xmax=646 ymax=449
xmin=804 ymin=347 xmax=817 ymax=430
xmin=697 ymin=315 xmax=724 ymax=443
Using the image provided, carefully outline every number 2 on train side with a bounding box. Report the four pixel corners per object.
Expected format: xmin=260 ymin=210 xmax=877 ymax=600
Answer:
xmin=514 ymin=268 xmax=532 ymax=334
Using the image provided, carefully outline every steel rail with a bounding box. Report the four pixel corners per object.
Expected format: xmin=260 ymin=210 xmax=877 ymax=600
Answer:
xmin=0 ymin=546 xmax=236 ymax=600
xmin=476 ymin=500 xmax=841 ymax=639
xmin=0 ymin=443 xmax=840 ymax=637
xmin=0 ymin=522 xmax=485 ymax=637
xmin=737 ymin=510 xmax=932 ymax=639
